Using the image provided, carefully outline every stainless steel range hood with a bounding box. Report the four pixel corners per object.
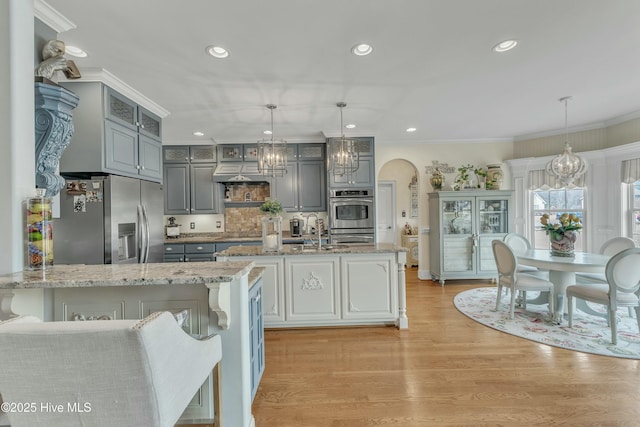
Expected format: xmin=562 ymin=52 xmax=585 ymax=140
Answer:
xmin=213 ymin=163 xmax=269 ymax=182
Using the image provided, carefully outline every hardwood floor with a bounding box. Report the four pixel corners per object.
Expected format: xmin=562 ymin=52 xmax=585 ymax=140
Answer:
xmin=252 ymin=268 xmax=640 ymax=426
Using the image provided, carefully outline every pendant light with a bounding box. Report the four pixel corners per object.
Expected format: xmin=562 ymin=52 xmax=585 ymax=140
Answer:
xmin=545 ymin=96 xmax=587 ymax=187
xmin=257 ymin=104 xmax=287 ymax=177
xmin=327 ymin=102 xmax=359 ymax=182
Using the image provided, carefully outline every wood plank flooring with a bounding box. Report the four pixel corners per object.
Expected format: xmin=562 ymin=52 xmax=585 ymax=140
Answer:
xmin=252 ymin=269 xmax=640 ymax=426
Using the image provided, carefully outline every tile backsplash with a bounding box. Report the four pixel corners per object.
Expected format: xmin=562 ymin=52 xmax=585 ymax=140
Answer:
xmin=224 ymin=207 xmax=263 ymax=234
xmin=223 ymin=183 xmax=270 ymax=203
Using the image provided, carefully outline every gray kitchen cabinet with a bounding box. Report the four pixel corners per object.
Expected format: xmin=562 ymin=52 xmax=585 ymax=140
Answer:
xmin=184 ymin=243 xmax=216 ymax=262
xmin=271 ymin=144 xmax=326 ymax=212
xmin=248 ymin=277 xmax=265 ymax=401
xmin=163 ymin=242 xmax=217 ymax=262
xmin=326 ymin=137 xmax=374 ymax=188
xmin=163 ymin=145 xmax=216 ymax=164
xmin=163 ymin=145 xmax=219 ymax=215
xmin=59 ymin=82 xmax=162 ymax=182
xmin=163 ymin=243 xmax=185 ymax=262
xmin=217 ymin=144 xmax=259 ymax=161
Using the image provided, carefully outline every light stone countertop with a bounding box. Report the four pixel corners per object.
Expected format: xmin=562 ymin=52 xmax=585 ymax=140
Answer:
xmin=217 ymin=243 xmax=408 ymax=257
xmin=164 ymin=231 xmax=327 ymax=244
xmin=0 ymin=261 xmax=255 ymax=290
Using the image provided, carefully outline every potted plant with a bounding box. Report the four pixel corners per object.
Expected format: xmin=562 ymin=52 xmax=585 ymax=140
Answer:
xmin=259 ymin=199 xmax=283 ymax=217
xmin=260 ymin=199 xmax=283 ymax=252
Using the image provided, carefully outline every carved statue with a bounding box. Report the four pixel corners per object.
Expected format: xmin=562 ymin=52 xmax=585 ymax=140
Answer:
xmin=34 ymin=40 xmax=81 ymax=80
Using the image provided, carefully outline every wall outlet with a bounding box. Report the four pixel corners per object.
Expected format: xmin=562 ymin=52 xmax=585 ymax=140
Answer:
xmin=190 ymin=222 xmax=195 ymax=229
xmin=216 ymin=221 xmax=222 ymax=229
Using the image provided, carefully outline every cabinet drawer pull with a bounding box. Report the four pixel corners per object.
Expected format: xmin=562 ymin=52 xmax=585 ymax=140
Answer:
xmin=196 ymin=246 xmax=204 ymax=251
xmin=166 ymin=247 xmax=173 ymax=251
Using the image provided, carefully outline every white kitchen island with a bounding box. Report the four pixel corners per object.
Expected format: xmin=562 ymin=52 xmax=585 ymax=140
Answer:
xmin=0 ymin=261 xmax=259 ymax=427
xmin=217 ymin=243 xmax=409 ymax=329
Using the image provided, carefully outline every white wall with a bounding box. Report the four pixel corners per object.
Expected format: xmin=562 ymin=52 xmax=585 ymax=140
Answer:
xmin=0 ymin=0 xmax=45 ymax=318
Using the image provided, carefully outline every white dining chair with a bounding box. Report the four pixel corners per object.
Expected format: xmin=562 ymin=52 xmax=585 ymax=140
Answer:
xmin=492 ymin=240 xmax=555 ymax=319
xmin=567 ymin=247 xmax=640 ymax=345
xmin=576 ymin=236 xmax=636 ymax=284
xmin=0 ymin=311 xmax=223 ymax=427
xmin=503 ymin=233 xmax=548 ymax=277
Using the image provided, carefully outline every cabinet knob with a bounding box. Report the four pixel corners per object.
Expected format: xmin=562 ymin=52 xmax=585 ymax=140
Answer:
xmin=185 ymin=257 xmax=189 ymax=262
xmin=140 ymin=123 xmax=145 ymax=129
xmin=136 ymin=165 xmax=141 ymax=170
xmin=141 ymin=166 xmax=145 ymax=170
xmin=135 ymin=121 xmax=140 ymax=127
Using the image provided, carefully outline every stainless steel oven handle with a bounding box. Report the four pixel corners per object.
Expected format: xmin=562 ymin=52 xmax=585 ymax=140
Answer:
xmin=331 ymin=198 xmax=373 ymax=204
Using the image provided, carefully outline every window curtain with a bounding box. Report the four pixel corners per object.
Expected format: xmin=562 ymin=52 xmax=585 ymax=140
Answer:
xmin=621 ymin=158 xmax=640 ymax=183
xmin=528 ymin=169 xmax=585 ymax=190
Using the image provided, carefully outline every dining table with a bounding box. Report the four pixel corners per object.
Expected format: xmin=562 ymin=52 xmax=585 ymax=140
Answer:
xmin=517 ymin=249 xmax=611 ymax=323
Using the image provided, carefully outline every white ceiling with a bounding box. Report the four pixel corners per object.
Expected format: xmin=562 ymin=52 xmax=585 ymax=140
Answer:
xmin=43 ymin=0 xmax=640 ymax=146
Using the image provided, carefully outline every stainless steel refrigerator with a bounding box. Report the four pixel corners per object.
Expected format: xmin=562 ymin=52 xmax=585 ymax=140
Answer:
xmin=54 ymin=175 xmax=164 ymax=265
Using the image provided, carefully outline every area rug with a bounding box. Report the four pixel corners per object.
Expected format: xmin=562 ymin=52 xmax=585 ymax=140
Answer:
xmin=453 ymin=287 xmax=640 ymax=359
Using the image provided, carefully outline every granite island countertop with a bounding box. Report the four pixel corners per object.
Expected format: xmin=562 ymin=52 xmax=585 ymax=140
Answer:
xmin=217 ymin=243 xmax=408 ymax=257
xmin=0 ymin=261 xmax=255 ymax=289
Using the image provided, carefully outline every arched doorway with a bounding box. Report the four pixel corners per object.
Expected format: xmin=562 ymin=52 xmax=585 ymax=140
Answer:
xmin=378 ymin=159 xmax=420 ymax=266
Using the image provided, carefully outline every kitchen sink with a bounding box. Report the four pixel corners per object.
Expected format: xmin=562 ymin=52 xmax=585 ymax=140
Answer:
xmin=321 ymin=244 xmax=350 ymax=250
xmin=289 ymin=243 xmax=350 ymax=252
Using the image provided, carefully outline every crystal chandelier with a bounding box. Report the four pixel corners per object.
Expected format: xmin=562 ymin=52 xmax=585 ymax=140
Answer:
xmin=257 ymin=104 xmax=287 ymax=177
xmin=327 ymin=102 xmax=359 ymax=180
xmin=545 ymin=96 xmax=587 ymax=187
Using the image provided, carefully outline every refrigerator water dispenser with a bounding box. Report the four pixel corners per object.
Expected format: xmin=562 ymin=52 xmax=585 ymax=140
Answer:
xmin=118 ymin=223 xmax=136 ymax=262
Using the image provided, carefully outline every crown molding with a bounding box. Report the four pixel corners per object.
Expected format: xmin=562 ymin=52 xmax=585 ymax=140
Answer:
xmin=65 ymin=68 xmax=170 ymax=118
xmin=34 ymin=0 xmax=76 ymax=33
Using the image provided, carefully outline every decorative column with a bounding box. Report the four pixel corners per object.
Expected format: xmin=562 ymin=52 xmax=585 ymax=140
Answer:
xmin=34 ymin=80 xmax=79 ymax=197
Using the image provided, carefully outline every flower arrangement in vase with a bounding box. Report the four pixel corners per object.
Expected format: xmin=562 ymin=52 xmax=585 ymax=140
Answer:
xmin=540 ymin=213 xmax=582 ymax=256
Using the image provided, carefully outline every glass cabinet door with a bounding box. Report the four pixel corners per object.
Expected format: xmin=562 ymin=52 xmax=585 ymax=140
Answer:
xmin=478 ymin=198 xmax=509 ymax=234
xmin=442 ymin=199 xmax=473 ymax=235
xmin=477 ymin=197 xmax=510 ymax=273
xmin=441 ymin=198 xmax=474 ymax=273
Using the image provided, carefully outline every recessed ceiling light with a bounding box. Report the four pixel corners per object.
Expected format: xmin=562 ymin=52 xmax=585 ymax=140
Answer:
xmin=263 ymin=130 xmax=272 ymax=135
xmin=345 ymin=124 xmax=356 ymax=129
xmin=206 ymin=45 xmax=230 ymax=59
xmin=492 ymin=39 xmax=518 ymax=53
xmin=351 ymin=43 xmax=373 ymax=56
xmin=406 ymin=127 xmax=417 ymax=133
xmin=65 ymin=45 xmax=87 ymax=58
xmin=193 ymin=131 xmax=204 ymax=136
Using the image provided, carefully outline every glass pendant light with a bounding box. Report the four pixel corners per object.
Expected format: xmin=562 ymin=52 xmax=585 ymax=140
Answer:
xmin=257 ymin=104 xmax=287 ymax=177
xmin=545 ymin=96 xmax=587 ymax=187
xmin=327 ymin=102 xmax=359 ymax=183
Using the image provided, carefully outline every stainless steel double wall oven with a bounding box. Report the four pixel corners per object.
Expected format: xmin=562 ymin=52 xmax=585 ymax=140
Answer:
xmin=328 ymin=188 xmax=375 ymax=244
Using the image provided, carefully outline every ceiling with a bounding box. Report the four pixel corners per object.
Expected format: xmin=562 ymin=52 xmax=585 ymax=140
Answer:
xmin=43 ymin=0 xmax=640 ymax=146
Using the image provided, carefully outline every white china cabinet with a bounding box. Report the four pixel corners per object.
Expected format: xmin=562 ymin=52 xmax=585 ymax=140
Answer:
xmin=428 ymin=190 xmax=513 ymax=285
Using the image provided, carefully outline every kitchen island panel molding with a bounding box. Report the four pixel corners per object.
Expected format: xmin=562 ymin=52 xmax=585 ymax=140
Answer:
xmin=216 ymin=243 xmax=408 ymax=329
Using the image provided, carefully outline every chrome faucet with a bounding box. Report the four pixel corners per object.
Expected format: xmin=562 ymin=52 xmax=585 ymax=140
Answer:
xmin=304 ymin=213 xmax=321 ymax=250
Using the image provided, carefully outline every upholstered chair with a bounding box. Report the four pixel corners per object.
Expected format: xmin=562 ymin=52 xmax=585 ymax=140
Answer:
xmin=576 ymin=236 xmax=636 ymax=284
xmin=0 ymin=311 xmax=222 ymax=427
xmin=503 ymin=233 xmax=547 ymax=277
xmin=492 ymin=240 xmax=555 ymax=319
xmin=567 ymin=247 xmax=640 ymax=345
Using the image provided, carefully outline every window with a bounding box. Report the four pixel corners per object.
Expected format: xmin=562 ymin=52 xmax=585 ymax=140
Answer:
xmin=630 ymin=181 xmax=640 ymax=245
xmin=531 ymin=188 xmax=585 ymax=251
